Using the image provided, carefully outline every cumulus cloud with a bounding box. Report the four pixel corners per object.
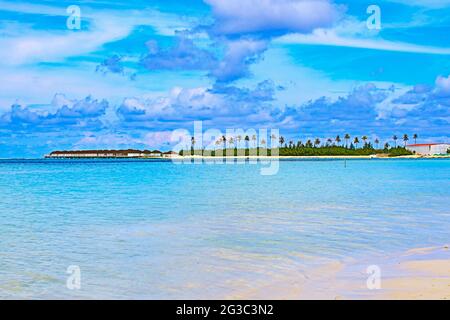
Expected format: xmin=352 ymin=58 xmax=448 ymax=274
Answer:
xmin=117 ymin=87 xmax=221 ymax=122
xmin=282 ymin=79 xmax=450 ymax=138
xmin=2 ymin=75 xmax=450 ymax=158
xmin=117 ymin=80 xmax=280 ymax=127
xmin=435 ymin=75 xmax=450 ymax=96
xmin=277 ymin=84 xmax=390 ymax=134
xmin=137 ymin=1 xmax=339 ymax=83
xmin=113 ymin=77 xmax=450 ymax=138
xmin=198 ymin=0 xmax=340 ymax=83
xmin=389 ymin=76 xmax=450 ymax=127
xmin=0 ymin=95 xmax=108 ymax=130
xmin=2 ymin=80 xmax=448 ymax=141
xmin=205 ymin=0 xmax=339 ymax=36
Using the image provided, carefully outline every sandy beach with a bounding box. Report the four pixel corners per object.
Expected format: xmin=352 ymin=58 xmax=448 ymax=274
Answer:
xmin=229 ymin=245 xmax=450 ymax=300
xmin=172 ymin=154 xmax=449 ymax=160
xmin=328 ymin=244 xmax=450 ymax=300
xmin=376 ymin=245 xmax=450 ymax=300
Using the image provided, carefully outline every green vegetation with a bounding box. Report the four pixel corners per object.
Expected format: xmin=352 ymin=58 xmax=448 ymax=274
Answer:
xmin=179 ymin=134 xmax=414 ymax=157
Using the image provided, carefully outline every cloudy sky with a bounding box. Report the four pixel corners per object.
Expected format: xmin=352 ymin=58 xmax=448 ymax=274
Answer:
xmin=0 ymin=0 xmax=449 ymax=157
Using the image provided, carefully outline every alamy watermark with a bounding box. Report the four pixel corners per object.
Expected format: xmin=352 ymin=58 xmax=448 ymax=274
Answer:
xmin=367 ymin=5 xmax=382 ymax=30
xmin=66 ymin=5 xmax=81 ymax=30
xmin=66 ymin=265 xmax=81 ymax=290
xmin=170 ymin=121 xmax=280 ymax=176
xmin=366 ymin=265 xmax=381 ymax=290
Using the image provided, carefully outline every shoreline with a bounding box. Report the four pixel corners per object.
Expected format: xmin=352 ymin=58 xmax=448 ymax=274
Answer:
xmin=379 ymin=248 xmax=450 ymax=300
xmin=175 ymin=154 xmax=449 ymax=160
xmin=357 ymin=245 xmax=450 ymax=300
xmin=36 ymin=154 xmax=450 ymax=160
xmin=232 ymin=244 xmax=450 ymax=300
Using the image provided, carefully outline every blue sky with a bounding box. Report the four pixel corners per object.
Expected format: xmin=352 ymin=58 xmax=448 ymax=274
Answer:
xmin=0 ymin=0 xmax=449 ymax=157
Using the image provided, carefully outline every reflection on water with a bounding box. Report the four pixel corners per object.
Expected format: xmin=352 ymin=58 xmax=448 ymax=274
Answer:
xmin=0 ymin=159 xmax=449 ymax=298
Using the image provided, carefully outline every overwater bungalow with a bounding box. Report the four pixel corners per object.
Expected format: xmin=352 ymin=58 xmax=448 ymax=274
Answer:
xmin=45 ymin=149 xmax=163 ymax=158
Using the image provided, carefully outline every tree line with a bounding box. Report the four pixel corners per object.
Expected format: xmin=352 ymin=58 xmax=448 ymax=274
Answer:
xmin=180 ymin=133 xmax=417 ymax=157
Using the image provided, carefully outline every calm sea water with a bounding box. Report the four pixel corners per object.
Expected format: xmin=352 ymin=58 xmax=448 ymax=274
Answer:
xmin=0 ymin=159 xmax=449 ymax=299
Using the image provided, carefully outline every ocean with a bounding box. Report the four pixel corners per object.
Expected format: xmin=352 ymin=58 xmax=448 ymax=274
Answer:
xmin=0 ymin=158 xmax=449 ymax=299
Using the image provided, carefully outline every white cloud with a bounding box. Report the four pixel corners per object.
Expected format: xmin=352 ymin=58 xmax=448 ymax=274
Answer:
xmin=0 ymin=19 xmax=131 ymax=66
xmin=0 ymin=65 xmax=147 ymax=111
xmin=143 ymin=131 xmax=179 ymax=148
xmin=386 ymin=0 xmax=450 ymax=8
xmin=276 ymin=28 xmax=450 ymax=55
xmin=0 ymin=2 xmax=195 ymax=66
xmin=205 ymin=0 xmax=339 ymax=35
xmin=74 ymin=133 xmax=140 ymax=149
xmin=118 ymin=86 xmax=224 ymax=121
xmin=212 ymin=39 xmax=268 ymax=82
xmin=435 ymin=75 xmax=450 ymax=94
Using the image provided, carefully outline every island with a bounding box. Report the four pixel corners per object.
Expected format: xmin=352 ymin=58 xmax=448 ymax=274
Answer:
xmin=44 ymin=138 xmax=450 ymax=159
xmin=45 ymin=149 xmax=179 ymax=159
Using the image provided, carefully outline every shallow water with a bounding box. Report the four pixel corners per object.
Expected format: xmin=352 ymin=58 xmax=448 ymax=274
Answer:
xmin=0 ymin=159 xmax=449 ymax=299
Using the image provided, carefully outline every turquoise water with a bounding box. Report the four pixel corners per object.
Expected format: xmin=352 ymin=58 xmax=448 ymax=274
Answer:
xmin=0 ymin=159 xmax=449 ymax=299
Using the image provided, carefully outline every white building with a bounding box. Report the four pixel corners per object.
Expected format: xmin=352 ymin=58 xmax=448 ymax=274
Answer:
xmin=406 ymin=143 xmax=450 ymax=155
xmin=127 ymin=152 xmax=145 ymax=157
xmin=162 ymin=151 xmax=179 ymax=158
xmin=46 ymin=149 xmax=163 ymax=158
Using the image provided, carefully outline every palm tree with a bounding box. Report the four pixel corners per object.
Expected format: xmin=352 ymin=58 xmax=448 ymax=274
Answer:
xmin=215 ymin=139 xmax=221 ymax=154
xmin=374 ymin=138 xmax=380 ymax=149
xmin=279 ymin=136 xmax=285 ymax=147
xmin=392 ymin=135 xmax=398 ymax=148
xmin=384 ymin=142 xmax=390 ymax=150
xmin=354 ymin=137 xmax=360 ymax=148
xmin=244 ymin=135 xmax=250 ymax=150
xmin=362 ymin=135 xmax=368 ymax=147
xmin=222 ymin=135 xmax=227 ymax=149
xmin=261 ymin=139 xmax=266 ymax=149
xmin=344 ymin=134 xmax=350 ymax=148
xmin=229 ymin=137 xmax=234 ymax=147
xmin=236 ymin=135 xmax=242 ymax=148
xmin=327 ymin=138 xmax=333 ymax=146
xmin=314 ymin=138 xmax=321 ymax=148
xmin=306 ymin=139 xmax=313 ymax=148
xmin=270 ymin=134 xmax=277 ymax=148
xmin=251 ymin=135 xmax=257 ymax=148
xmin=413 ymin=134 xmax=418 ymax=144
xmin=289 ymin=140 xmax=294 ymax=148
xmin=403 ymin=134 xmax=409 ymax=147
xmin=191 ymin=136 xmax=196 ymax=155
xmin=335 ymin=135 xmax=341 ymax=146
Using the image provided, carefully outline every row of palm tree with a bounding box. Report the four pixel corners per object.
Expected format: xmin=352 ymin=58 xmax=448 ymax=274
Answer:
xmin=277 ymin=133 xmax=418 ymax=150
xmin=188 ymin=133 xmax=419 ymax=151
xmin=190 ymin=134 xmax=277 ymax=151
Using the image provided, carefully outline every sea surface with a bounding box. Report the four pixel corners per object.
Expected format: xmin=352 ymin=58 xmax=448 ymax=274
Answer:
xmin=0 ymin=158 xmax=449 ymax=299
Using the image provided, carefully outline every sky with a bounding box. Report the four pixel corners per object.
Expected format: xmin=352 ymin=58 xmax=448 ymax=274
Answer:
xmin=0 ymin=0 xmax=449 ymax=157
